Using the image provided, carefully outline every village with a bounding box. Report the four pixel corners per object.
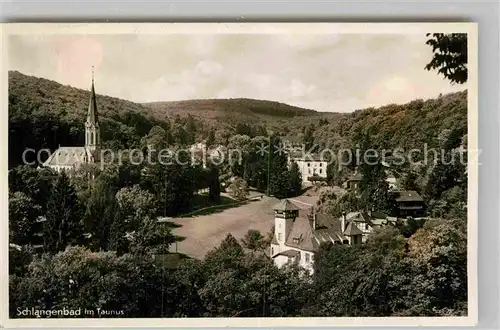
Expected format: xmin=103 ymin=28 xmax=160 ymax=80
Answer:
xmin=30 ymin=78 xmax=428 ymax=274
xmin=7 ymin=30 xmax=469 ymax=319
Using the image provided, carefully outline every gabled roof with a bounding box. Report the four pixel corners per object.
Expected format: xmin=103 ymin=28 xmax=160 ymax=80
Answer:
xmin=283 ymin=213 xmax=348 ymax=252
xmin=43 ymin=146 xmax=90 ymax=167
xmin=395 ymin=190 xmax=424 ymax=202
xmin=289 ymin=152 xmax=326 ymax=162
xmin=285 ymin=216 xmax=316 ymax=251
xmin=273 ymin=199 xmax=300 ymax=211
xmin=343 ymin=222 xmax=363 ymax=236
xmin=348 ymin=171 xmax=363 ymax=181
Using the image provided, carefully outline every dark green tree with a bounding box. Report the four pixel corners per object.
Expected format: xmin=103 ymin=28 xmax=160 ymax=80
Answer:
xmin=206 ymin=130 xmax=216 ymax=148
xmin=288 ymin=161 xmax=302 ymax=197
xmin=9 ymin=192 xmax=41 ymax=246
xmin=43 ymin=172 xmax=83 ymax=253
xmin=425 ymin=33 xmax=467 ymax=84
xmin=83 ymin=180 xmax=121 ymax=251
xmin=208 ymin=164 xmax=221 ymax=203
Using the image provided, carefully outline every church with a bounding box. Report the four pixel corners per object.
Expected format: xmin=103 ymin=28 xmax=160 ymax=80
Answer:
xmin=42 ymin=76 xmax=101 ymax=172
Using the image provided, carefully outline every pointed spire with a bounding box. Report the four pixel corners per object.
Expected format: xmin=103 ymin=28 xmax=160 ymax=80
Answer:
xmin=87 ymin=66 xmax=98 ymax=124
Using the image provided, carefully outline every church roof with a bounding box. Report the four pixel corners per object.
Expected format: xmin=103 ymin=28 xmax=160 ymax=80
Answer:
xmin=87 ymin=79 xmax=99 ymax=124
xmin=43 ymin=146 xmax=90 ymax=167
xmin=273 ymin=199 xmax=300 ymax=211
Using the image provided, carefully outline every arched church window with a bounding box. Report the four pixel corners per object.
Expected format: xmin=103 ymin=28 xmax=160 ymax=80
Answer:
xmin=90 ymin=132 xmax=94 ymax=145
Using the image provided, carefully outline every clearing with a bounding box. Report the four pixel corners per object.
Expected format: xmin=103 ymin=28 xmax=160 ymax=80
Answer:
xmin=167 ymin=192 xmax=318 ymax=260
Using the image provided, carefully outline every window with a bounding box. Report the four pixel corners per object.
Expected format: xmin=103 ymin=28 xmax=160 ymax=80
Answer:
xmin=90 ymin=132 xmax=94 ymax=145
xmin=319 ymin=169 xmax=322 ymax=174
xmin=308 ymin=169 xmax=311 ymax=174
xmin=365 ymin=223 xmax=369 ymax=230
xmin=278 ymin=233 xmax=282 ymax=241
xmin=319 ymin=163 xmax=323 ymax=167
xmin=305 ymin=253 xmax=310 ymax=263
xmin=271 ymin=247 xmax=274 ymax=255
xmin=307 ymin=162 xmax=310 ymax=167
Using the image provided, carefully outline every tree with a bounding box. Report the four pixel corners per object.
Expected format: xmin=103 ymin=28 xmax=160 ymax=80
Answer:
xmin=128 ymin=217 xmax=177 ymax=255
xmin=228 ymin=177 xmax=249 ymax=201
xmin=424 ymin=150 xmax=465 ymax=200
xmin=400 ymin=170 xmax=419 ymax=191
xmin=359 ymin=161 xmax=386 ymax=207
xmin=9 ymin=246 xmax=165 ymax=318
xmin=425 ymin=33 xmax=467 ymax=84
xmin=140 ymin=161 xmax=195 ymax=216
xmin=84 ymin=180 xmax=121 ymax=251
xmin=207 ymin=164 xmax=221 ymax=203
xmin=9 ymin=192 xmax=41 ymax=246
xmin=43 ymin=172 xmax=83 ymax=253
xmin=370 ymin=179 xmax=396 ymax=215
xmin=288 ymin=162 xmax=302 ymax=197
xmin=403 ymin=219 xmax=467 ymax=315
xmin=206 ymin=130 xmax=216 ymax=148
xmin=8 ymin=165 xmax=52 ymax=212
xmin=116 ymin=185 xmax=157 ymax=228
xmin=240 ymin=230 xmax=268 ymax=254
xmin=303 ymin=125 xmax=315 ymax=151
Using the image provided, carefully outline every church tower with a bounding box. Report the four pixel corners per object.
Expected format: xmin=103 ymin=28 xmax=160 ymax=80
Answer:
xmin=85 ymin=69 xmax=100 ymax=163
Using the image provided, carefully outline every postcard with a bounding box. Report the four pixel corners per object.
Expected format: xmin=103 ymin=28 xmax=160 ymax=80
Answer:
xmin=1 ymin=22 xmax=478 ymax=327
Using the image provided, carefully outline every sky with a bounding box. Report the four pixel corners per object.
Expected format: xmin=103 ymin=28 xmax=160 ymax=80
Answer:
xmin=9 ymin=33 xmax=466 ymax=112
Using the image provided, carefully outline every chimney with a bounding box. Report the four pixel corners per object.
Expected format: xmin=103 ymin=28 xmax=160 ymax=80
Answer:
xmin=341 ymin=211 xmax=346 ymax=231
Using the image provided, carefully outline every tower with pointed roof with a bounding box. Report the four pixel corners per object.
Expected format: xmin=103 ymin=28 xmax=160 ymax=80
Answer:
xmin=42 ymin=70 xmax=102 ymax=172
xmin=85 ymin=69 xmax=100 ymax=163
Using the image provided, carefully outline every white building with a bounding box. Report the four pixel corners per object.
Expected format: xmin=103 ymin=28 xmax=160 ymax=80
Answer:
xmin=42 ymin=75 xmax=101 ymax=173
xmin=270 ymin=199 xmax=364 ymax=274
xmin=287 ymin=153 xmax=328 ymax=183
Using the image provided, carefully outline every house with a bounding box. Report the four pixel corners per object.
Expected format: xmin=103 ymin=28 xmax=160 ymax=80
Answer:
xmin=269 ymin=199 xmax=363 ymax=274
xmin=287 ymin=152 xmax=328 ymax=183
xmin=282 ymin=136 xmax=303 ymax=149
xmin=344 ymin=169 xmax=398 ymax=192
xmin=344 ymin=170 xmax=363 ymax=191
xmin=42 ymin=74 xmax=101 ymax=173
xmin=394 ymin=190 xmax=426 ymax=218
xmin=339 ymin=210 xmax=397 ymax=242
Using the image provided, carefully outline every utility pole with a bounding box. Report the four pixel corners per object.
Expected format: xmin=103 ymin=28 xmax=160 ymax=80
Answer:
xmin=266 ymin=134 xmax=271 ymax=196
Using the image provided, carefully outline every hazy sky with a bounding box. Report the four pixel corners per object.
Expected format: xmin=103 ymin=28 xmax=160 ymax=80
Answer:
xmin=9 ymin=33 xmax=466 ymax=112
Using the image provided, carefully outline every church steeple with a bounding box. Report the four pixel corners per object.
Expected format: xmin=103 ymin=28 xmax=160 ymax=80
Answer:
xmin=85 ymin=67 xmax=100 ymax=163
xmin=87 ymin=69 xmax=98 ymax=124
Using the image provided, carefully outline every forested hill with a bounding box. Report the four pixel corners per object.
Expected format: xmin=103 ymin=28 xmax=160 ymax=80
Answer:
xmin=8 ymin=70 xmax=467 ymax=168
xmin=144 ymin=98 xmax=319 ymax=123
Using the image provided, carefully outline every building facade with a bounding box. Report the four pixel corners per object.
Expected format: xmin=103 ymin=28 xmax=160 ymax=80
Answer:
xmin=270 ymin=199 xmax=364 ymax=274
xmin=287 ymin=153 xmax=328 ymax=183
